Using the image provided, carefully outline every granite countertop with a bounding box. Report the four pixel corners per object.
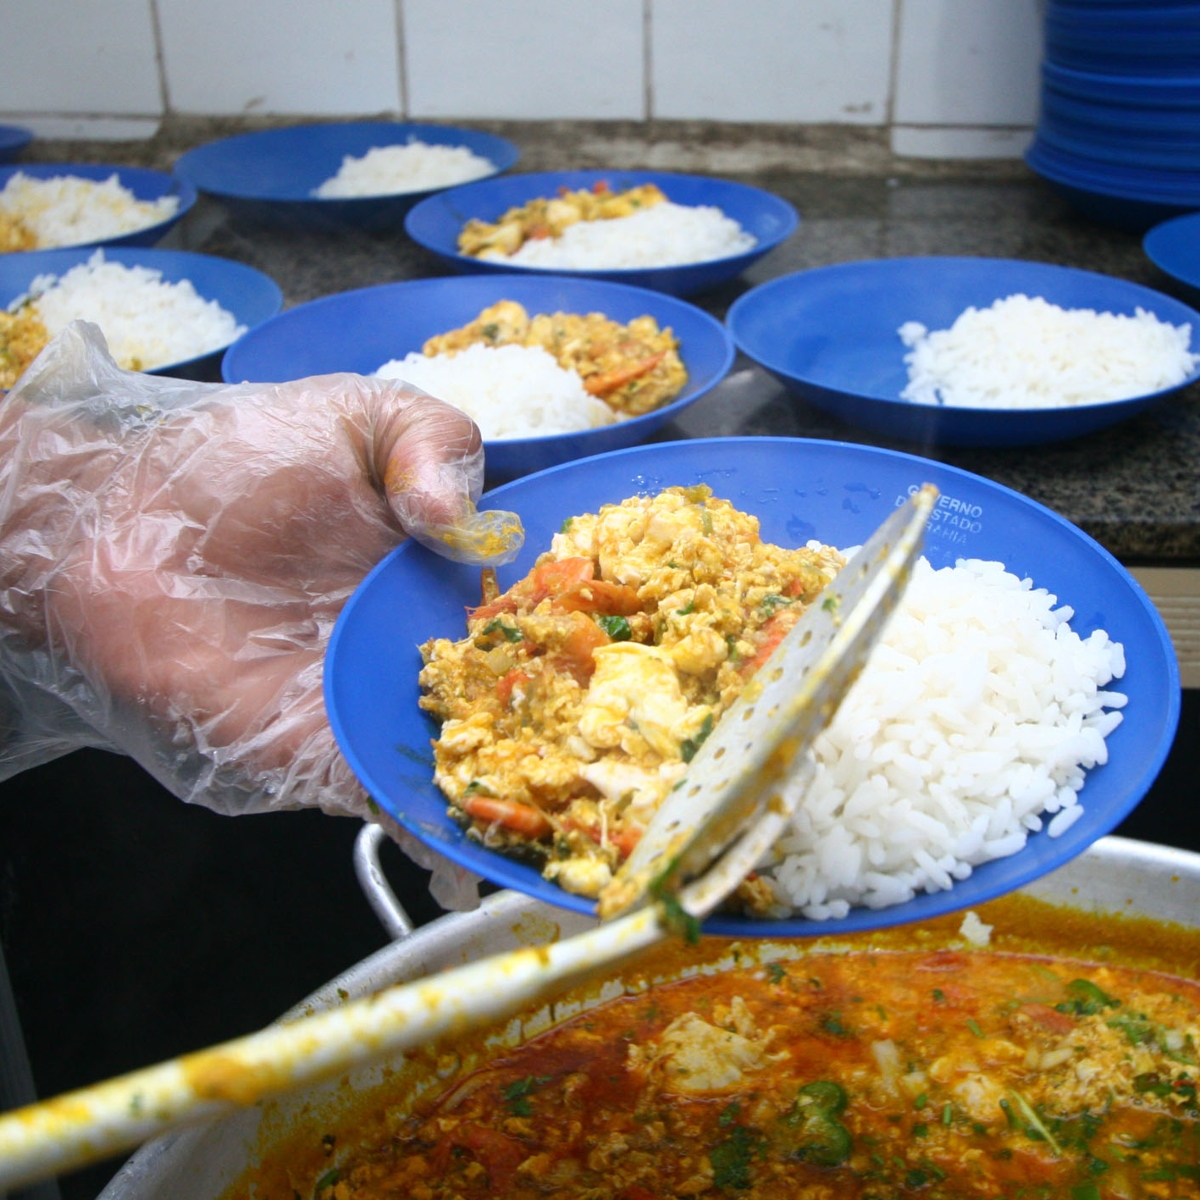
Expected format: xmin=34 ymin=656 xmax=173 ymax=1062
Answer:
xmin=23 ymin=120 xmax=1200 ymax=564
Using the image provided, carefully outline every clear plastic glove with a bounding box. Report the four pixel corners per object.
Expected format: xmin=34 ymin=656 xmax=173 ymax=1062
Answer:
xmin=0 ymin=322 xmax=524 ymax=910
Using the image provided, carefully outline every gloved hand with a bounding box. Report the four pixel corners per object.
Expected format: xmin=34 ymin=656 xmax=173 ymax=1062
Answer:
xmin=0 ymin=322 xmax=523 ymax=909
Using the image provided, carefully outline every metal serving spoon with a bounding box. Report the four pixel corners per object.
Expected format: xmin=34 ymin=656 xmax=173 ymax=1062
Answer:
xmin=0 ymin=484 xmax=937 ymax=1191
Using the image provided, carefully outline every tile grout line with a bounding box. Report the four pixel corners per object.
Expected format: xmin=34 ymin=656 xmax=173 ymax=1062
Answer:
xmin=395 ymin=0 xmax=409 ymax=119
xmin=643 ymin=0 xmax=654 ymax=122
xmin=147 ymin=0 xmax=172 ymax=118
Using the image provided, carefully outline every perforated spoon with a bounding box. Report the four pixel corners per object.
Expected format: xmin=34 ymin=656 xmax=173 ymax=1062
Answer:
xmin=0 ymin=485 xmax=936 ymax=1191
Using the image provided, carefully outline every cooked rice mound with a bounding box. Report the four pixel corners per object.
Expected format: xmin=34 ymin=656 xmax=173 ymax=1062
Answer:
xmin=376 ymin=342 xmax=615 ymax=439
xmin=899 ymin=293 xmax=1199 ymax=409
xmin=0 ymin=172 xmax=179 ymax=252
xmin=312 ymin=141 xmax=494 ymax=198
xmin=758 ymin=554 xmax=1127 ymax=919
xmin=501 ymin=202 xmax=756 ymax=270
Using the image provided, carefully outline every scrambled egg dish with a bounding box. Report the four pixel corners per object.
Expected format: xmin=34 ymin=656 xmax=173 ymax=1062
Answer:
xmin=0 ymin=303 xmax=48 ymax=389
xmin=423 ymin=299 xmax=687 ymax=417
xmin=0 ymin=211 xmax=36 ymax=254
xmin=418 ymin=486 xmax=844 ymax=900
xmin=457 ymin=181 xmax=666 ymax=260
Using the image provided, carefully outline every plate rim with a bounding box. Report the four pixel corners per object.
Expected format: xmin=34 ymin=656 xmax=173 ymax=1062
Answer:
xmin=1144 ymin=210 xmax=1200 ymax=288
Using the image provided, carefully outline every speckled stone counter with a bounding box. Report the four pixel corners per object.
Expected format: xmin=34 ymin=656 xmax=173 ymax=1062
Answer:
xmin=22 ymin=122 xmax=1200 ymax=564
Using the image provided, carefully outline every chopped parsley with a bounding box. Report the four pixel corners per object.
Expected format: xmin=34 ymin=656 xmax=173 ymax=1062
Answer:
xmin=502 ymin=1075 xmax=550 ymax=1117
xmin=595 ymin=614 xmax=633 ymax=641
xmin=1057 ymin=978 xmax=1120 ymax=1017
xmin=711 ymin=1124 xmax=761 ymax=1189
xmin=680 ymin=712 xmax=714 ymax=763
xmin=820 ymin=1012 xmax=852 ymax=1038
xmin=758 ymin=594 xmax=792 ymax=617
xmin=650 ymin=878 xmax=700 ymax=945
xmin=782 ymin=1080 xmax=852 ymax=1166
xmin=482 ymin=618 xmax=523 ymax=643
xmin=312 ymin=1168 xmax=341 ymax=1197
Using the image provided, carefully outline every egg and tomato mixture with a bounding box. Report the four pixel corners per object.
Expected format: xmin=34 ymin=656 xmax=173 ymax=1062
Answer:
xmin=418 ymin=486 xmax=844 ymax=901
xmin=457 ymin=181 xmax=667 ymax=260
xmin=0 ymin=210 xmax=36 ymax=254
xmin=0 ymin=302 xmax=48 ymax=388
xmin=313 ymin=946 xmax=1200 ymax=1200
xmin=423 ymin=299 xmax=687 ymax=417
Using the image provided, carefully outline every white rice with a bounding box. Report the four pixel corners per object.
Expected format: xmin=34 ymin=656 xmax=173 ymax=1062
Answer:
xmin=758 ymin=555 xmax=1127 ymax=920
xmin=313 ymin=141 xmax=494 ymax=198
xmin=899 ymin=293 xmax=1199 ymax=409
xmin=19 ymin=250 xmax=246 ymax=369
xmin=0 ymin=172 xmax=179 ymax=249
xmin=488 ymin=201 xmax=756 ymax=270
xmin=375 ymin=343 xmax=615 ymax=440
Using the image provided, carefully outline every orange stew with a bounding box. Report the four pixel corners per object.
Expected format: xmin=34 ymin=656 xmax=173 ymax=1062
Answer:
xmin=311 ymin=948 xmax=1200 ymax=1199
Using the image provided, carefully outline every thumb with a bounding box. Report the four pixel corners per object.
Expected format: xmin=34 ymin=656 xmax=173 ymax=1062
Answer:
xmin=370 ymin=379 xmax=524 ymax=567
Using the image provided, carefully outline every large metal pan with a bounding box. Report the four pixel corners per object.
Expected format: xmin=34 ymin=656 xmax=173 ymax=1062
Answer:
xmin=97 ymin=834 xmax=1200 ymax=1200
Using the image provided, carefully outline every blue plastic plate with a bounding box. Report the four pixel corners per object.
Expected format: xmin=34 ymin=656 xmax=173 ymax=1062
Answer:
xmin=222 ymin=273 xmax=735 ymax=476
xmin=1145 ymin=211 xmax=1200 ymax=305
xmin=404 ymin=169 xmax=798 ymax=297
xmin=174 ymin=122 xmax=520 ymax=232
xmin=1026 ymin=140 xmax=1200 ymax=233
xmin=325 ymin=437 xmax=1180 ymax=937
xmin=727 ymin=256 xmax=1200 ymax=446
xmin=0 ymin=125 xmax=32 ymax=164
xmin=1028 ymin=136 xmax=1200 ymax=198
xmin=0 ymin=162 xmax=194 ymax=250
xmin=0 ymin=248 xmax=282 ymax=379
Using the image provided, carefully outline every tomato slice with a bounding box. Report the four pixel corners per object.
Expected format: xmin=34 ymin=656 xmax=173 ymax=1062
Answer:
xmin=462 ymin=795 xmax=552 ymax=839
xmin=528 ymin=557 xmax=595 ymax=601
xmin=741 ymin=609 xmax=800 ymax=676
xmin=556 ymin=578 xmax=642 ymax=615
xmin=553 ymin=611 xmax=610 ymax=684
xmin=495 ymin=668 xmax=531 ymax=706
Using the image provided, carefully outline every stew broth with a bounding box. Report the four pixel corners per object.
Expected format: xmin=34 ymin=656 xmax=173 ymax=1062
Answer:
xmin=229 ymin=894 xmax=1200 ymax=1200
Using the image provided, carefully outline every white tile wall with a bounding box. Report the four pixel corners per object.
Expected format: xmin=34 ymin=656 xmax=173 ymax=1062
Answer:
xmin=891 ymin=126 xmax=1035 ymax=160
xmin=0 ymin=0 xmax=1046 ymax=158
xmin=651 ymin=0 xmax=894 ymax=123
xmin=893 ymin=0 xmax=1044 ymax=126
xmin=156 ymin=0 xmax=402 ymax=116
xmin=405 ymin=0 xmax=645 ymax=120
xmin=0 ymin=0 xmax=161 ymax=115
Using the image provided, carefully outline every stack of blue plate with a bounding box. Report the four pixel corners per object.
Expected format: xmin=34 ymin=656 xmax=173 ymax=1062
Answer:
xmin=1027 ymin=1 xmax=1200 ymax=231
